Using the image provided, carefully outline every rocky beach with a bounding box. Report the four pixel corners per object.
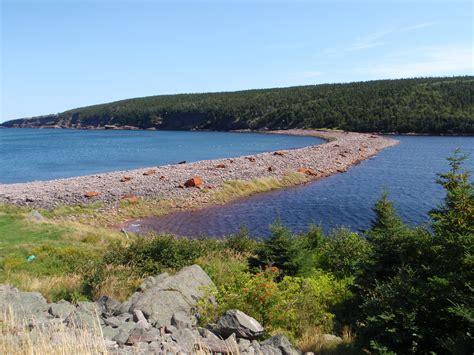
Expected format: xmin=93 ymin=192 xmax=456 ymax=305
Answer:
xmin=0 ymin=130 xmax=398 ymax=211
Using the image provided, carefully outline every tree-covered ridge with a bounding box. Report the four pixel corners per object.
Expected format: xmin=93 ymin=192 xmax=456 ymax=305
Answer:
xmin=3 ymin=76 xmax=474 ymax=134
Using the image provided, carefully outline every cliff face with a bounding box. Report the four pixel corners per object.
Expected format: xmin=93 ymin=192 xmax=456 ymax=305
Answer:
xmin=1 ymin=115 xmax=62 ymax=128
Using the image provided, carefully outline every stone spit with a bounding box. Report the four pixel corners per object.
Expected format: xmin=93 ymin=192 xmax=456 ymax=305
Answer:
xmin=0 ymin=130 xmax=398 ymax=210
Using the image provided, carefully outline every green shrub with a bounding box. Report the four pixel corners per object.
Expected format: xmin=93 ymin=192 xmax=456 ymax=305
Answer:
xmin=319 ymin=228 xmax=371 ymax=279
xmin=198 ymin=267 xmax=351 ymax=342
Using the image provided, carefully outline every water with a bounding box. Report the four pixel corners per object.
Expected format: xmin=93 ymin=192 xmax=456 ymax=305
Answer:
xmin=132 ymin=136 xmax=474 ymax=237
xmin=0 ymin=129 xmax=320 ymax=183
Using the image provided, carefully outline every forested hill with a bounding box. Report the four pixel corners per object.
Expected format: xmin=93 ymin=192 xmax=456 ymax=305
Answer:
xmin=3 ymin=76 xmax=473 ymax=134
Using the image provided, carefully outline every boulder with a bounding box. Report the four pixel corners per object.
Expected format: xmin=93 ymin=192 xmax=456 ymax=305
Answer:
xmin=96 ymin=295 xmax=121 ymax=317
xmin=171 ymin=328 xmax=198 ymax=352
xmin=126 ymin=327 xmax=161 ymax=345
xmin=171 ymin=311 xmax=196 ymax=329
xmin=261 ymin=334 xmax=301 ymax=355
xmin=245 ymin=157 xmax=256 ymax=162
xmin=120 ymin=176 xmax=132 ymax=182
xmin=297 ymin=167 xmax=318 ymax=176
xmin=128 ymin=265 xmax=214 ymax=327
xmin=65 ymin=302 xmax=102 ymax=329
xmin=213 ymin=309 xmax=264 ymax=339
xmin=84 ymin=191 xmax=99 ymax=198
xmin=143 ymin=169 xmax=157 ymax=176
xmin=216 ymin=163 xmax=226 ymax=168
xmin=184 ymin=176 xmax=203 ymax=188
xmin=0 ymin=284 xmax=49 ymax=321
xmin=48 ymin=300 xmax=75 ymax=319
xmin=121 ymin=195 xmax=139 ymax=204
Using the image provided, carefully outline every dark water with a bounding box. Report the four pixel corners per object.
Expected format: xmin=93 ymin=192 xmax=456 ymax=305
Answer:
xmin=130 ymin=136 xmax=474 ymax=237
xmin=0 ymin=129 xmax=320 ymax=183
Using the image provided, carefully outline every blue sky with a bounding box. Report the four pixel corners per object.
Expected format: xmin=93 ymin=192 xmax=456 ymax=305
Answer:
xmin=1 ymin=0 xmax=472 ymax=121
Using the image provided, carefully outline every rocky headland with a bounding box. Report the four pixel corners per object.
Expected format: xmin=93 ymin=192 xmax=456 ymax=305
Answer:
xmin=0 ymin=130 xmax=398 ymax=211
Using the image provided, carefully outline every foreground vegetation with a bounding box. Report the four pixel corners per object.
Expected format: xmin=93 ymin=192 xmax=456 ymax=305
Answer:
xmin=3 ymin=76 xmax=473 ymax=134
xmin=0 ymin=151 xmax=472 ymax=353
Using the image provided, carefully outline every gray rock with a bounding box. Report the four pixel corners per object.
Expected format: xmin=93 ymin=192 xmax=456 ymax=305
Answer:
xmin=133 ymin=309 xmax=151 ymax=329
xmin=126 ymin=327 xmax=162 ymax=345
xmin=238 ymin=338 xmax=252 ymax=352
xmin=65 ymin=302 xmax=103 ymax=329
xmin=262 ymin=335 xmax=301 ymax=355
xmin=97 ymin=295 xmax=120 ymax=316
xmin=0 ymin=284 xmax=49 ymax=321
xmin=171 ymin=328 xmax=199 ymax=353
xmin=103 ymin=316 xmax=124 ymax=328
xmin=165 ymin=324 xmax=178 ymax=334
xmin=26 ymin=210 xmax=45 ymax=222
xmin=48 ymin=300 xmax=75 ymax=319
xmin=112 ymin=321 xmax=137 ymax=346
xmin=214 ymin=309 xmax=264 ymax=339
xmin=260 ymin=344 xmax=283 ymax=354
xmin=129 ymin=265 xmax=214 ymax=327
xmin=224 ymin=333 xmax=239 ymax=353
xmin=116 ymin=299 xmax=133 ymax=315
xmin=102 ymin=325 xmax=120 ymax=340
xmin=171 ymin=311 xmax=195 ymax=329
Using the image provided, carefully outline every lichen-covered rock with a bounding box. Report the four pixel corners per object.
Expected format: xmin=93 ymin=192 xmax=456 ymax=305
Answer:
xmin=0 ymin=284 xmax=49 ymax=321
xmin=48 ymin=300 xmax=75 ymax=319
xmin=128 ymin=265 xmax=214 ymax=327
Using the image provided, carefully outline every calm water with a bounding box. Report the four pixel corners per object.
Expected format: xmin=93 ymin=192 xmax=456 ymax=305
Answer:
xmin=130 ymin=136 xmax=474 ymax=237
xmin=0 ymin=129 xmax=320 ymax=183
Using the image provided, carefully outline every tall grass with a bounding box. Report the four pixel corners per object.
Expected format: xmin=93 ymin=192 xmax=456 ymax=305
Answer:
xmin=1 ymin=307 xmax=107 ymax=355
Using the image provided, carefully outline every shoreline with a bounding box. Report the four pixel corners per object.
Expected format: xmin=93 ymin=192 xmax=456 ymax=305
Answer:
xmin=0 ymin=130 xmax=398 ymax=211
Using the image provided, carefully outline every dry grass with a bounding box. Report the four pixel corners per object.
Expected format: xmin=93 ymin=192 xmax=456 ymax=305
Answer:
xmin=210 ymin=172 xmax=310 ymax=204
xmin=298 ymin=326 xmax=354 ymax=354
xmin=2 ymin=273 xmax=83 ymax=303
xmin=90 ymin=264 xmax=143 ymax=302
xmin=1 ymin=307 xmax=108 ymax=355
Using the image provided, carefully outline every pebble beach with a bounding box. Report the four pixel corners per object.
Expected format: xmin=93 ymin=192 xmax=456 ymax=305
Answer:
xmin=0 ymin=130 xmax=398 ymax=210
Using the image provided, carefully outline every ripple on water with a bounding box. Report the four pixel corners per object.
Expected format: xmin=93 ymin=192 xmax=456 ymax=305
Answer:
xmin=130 ymin=136 xmax=474 ymax=238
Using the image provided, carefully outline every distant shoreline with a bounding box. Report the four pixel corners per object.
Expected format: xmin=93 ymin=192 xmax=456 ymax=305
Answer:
xmin=1 ymin=125 xmax=472 ymax=136
xmin=0 ymin=130 xmax=398 ymax=214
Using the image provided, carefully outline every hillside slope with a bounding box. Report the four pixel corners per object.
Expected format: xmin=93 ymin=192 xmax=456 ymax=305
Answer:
xmin=2 ymin=76 xmax=473 ymax=134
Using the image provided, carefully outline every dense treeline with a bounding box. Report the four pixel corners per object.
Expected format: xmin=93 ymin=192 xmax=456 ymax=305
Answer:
xmin=3 ymin=76 xmax=474 ymax=134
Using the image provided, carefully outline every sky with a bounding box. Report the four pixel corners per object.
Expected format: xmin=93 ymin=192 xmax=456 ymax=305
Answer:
xmin=1 ymin=0 xmax=473 ymax=122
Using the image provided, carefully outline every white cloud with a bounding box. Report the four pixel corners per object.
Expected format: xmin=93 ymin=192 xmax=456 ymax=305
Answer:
xmin=347 ymin=22 xmax=435 ymax=52
xmin=359 ymin=45 xmax=473 ymax=78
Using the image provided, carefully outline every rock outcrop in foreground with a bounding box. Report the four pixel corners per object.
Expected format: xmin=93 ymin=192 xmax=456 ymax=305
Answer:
xmin=0 ymin=265 xmax=302 ymax=354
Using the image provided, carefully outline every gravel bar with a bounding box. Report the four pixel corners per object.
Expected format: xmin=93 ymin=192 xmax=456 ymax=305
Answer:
xmin=0 ymin=130 xmax=398 ymax=210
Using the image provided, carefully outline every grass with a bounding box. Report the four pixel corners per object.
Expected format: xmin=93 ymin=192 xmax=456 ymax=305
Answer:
xmin=0 ymin=204 xmax=123 ymax=301
xmin=1 ymin=306 xmax=107 ymax=355
xmin=210 ymin=172 xmax=310 ymax=204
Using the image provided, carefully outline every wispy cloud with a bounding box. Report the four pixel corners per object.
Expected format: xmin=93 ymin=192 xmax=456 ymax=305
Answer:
xmin=302 ymin=71 xmax=323 ymax=78
xmin=398 ymin=22 xmax=435 ymax=32
xmin=359 ymin=45 xmax=473 ymax=78
xmin=347 ymin=22 xmax=436 ymax=52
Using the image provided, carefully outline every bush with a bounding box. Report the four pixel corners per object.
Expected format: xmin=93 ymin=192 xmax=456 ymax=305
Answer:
xmin=319 ymin=228 xmax=371 ymax=279
xmin=198 ymin=267 xmax=351 ymax=342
